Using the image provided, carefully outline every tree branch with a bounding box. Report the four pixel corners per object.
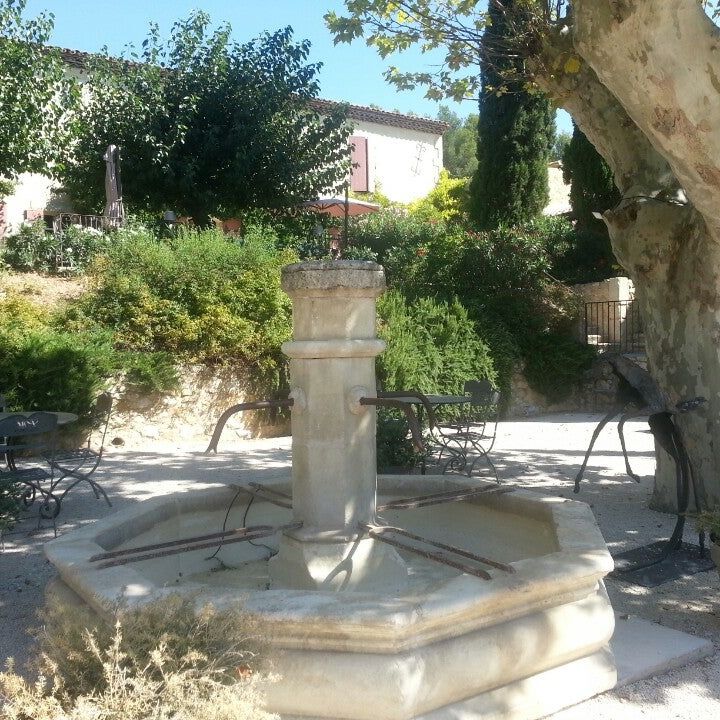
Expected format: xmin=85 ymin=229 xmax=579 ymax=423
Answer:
xmin=532 ymin=24 xmax=676 ymax=198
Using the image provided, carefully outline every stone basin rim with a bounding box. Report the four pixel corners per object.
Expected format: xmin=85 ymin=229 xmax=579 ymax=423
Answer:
xmin=45 ymin=478 xmax=613 ymax=653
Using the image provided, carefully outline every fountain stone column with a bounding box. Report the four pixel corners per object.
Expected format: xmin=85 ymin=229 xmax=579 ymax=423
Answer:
xmin=269 ymin=261 xmax=409 ymax=591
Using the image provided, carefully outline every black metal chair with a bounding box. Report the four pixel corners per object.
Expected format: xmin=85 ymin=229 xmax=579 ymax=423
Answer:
xmin=45 ymin=392 xmax=113 ymax=515
xmin=0 ymin=412 xmax=60 ymax=521
xmin=377 ymin=390 xmax=468 ymax=475
xmin=433 ymin=380 xmax=501 ymax=481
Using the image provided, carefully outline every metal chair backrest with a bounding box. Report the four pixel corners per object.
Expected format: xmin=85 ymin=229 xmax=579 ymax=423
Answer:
xmin=89 ymin=393 xmax=113 ymax=453
xmin=464 ymin=380 xmax=500 ymax=407
xmin=0 ymin=412 xmax=59 ymax=457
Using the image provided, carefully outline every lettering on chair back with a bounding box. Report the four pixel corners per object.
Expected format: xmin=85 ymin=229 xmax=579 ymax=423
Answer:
xmin=0 ymin=413 xmax=58 ymax=437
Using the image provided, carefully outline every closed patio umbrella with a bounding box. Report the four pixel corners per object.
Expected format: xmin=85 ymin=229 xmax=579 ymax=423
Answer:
xmin=103 ymin=144 xmax=125 ymax=227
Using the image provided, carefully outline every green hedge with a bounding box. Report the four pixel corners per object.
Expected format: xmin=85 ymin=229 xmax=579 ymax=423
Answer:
xmin=377 ymin=214 xmax=593 ymax=401
xmin=76 ymin=226 xmax=296 ymax=387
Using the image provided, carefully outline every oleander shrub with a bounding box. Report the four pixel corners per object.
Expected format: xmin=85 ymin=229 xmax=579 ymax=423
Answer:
xmin=0 ymin=594 xmax=276 ymax=720
xmin=77 ymin=226 xmax=295 ymax=387
xmin=348 ymin=209 xmax=447 ymax=268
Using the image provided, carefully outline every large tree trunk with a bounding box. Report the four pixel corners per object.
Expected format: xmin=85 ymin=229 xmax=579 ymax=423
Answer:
xmin=536 ymin=1 xmax=720 ymax=510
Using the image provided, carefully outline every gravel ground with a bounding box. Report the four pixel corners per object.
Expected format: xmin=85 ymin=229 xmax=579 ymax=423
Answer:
xmin=1 ymin=413 xmax=718 ymax=718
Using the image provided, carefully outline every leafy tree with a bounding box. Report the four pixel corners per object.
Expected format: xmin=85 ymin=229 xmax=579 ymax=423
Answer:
xmin=469 ymin=0 xmax=554 ymax=228
xmin=437 ymin=106 xmax=478 ymax=177
xmin=0 ymin=0 xmax=78 ymax=179
xmin=62 ymin=13 xmax=350 ymax=223
xmin=327 ymin=1 xmax=720 ymax=509
xmin=552 ymin=130 xmax=571 ymax=162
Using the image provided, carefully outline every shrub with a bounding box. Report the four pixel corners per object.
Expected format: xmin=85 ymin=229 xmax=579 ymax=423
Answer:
xmin=375 ymin=290 xmax=496 ymax=466
xmin=0 ymin=594 xmax=276 ymax=720
xmin=2 ymin=221 xmax=115 ymax=273
xmin=381 ymin=216 xmax=590 ymax=399
xmin=408 ymin=170 xmax=469 ymax=224
xmin=522 ymin=331 xmax=596 ymax=402
xmin=77 ymin=226 xmax=295 ymax=387
xmin=0 ymin=295 xmax=115 ymax=416
xmin=377 ymin=290 xmax=496 ymax=397
xmin=2 ymin=221 xmax=54 ymax=271
xmin=349 ymin=209 xmax=447 ymax=269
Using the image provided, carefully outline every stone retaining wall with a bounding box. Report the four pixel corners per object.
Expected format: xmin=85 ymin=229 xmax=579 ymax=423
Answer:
xmin=105 ymin=357 xmax=629 ymax=448
xmin=105 ymin=365 xmax=289 ymax=450
xmin=507 ymin=359 xmax=622 ymax=417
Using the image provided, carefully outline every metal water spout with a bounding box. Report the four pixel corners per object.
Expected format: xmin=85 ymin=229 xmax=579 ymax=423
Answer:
xmin=269 ymin=260 xmax=410 ymax=591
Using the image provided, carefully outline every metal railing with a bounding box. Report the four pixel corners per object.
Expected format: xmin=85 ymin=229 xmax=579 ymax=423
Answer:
xmin=51 ymin=213 xmax=122 ymax=234
xmin=584 ymin=300 xmax=644 ymax=354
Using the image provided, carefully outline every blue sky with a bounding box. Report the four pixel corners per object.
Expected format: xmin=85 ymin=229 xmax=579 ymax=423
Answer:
xmin=25 ymin=0 xmax=572 ymax=132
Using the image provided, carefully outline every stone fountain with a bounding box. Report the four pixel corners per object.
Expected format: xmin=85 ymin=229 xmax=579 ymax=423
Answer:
xmin=47 ymin=261 xmax=617 ymax=720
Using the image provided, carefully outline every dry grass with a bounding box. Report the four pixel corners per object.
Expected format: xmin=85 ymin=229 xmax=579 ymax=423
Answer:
xmin=0 ymin=271 xmax=86 ymax=312
xmin=0 ymin=594 xmax=277 ymax=720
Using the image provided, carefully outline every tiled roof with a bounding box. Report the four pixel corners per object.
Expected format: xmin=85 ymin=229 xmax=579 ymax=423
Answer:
xmin=309 ymin=99 xmax=449 ymax=135
xmin=58 ymin=47 xmax=449 ymax=136
xmin=59 ymin=47 xmax=93 ymax=68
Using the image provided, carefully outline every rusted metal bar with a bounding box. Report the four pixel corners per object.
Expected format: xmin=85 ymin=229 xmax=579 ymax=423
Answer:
xmin=377 ymin=390 xmax=437 ymax=428
xmin=92 ymin=521 xmax=302 ymax=569
xmin=362 ymin=524 xmax=494 ymax=580
xmin=377 ymin=485 xmax=513 ymax=512
xmin=205 ymin=399 xmax=294 ymax=454
xmin=244 ymin=482 xmax=293 ymax=509
xmin=362 ymin=525 xmax=515 ymax=580
xmin=359 ymin=397 xmax=425 ymax=452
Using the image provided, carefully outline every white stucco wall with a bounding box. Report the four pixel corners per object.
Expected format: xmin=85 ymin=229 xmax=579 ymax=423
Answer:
xmin=0 ymin=173 xmax=65 ymax=236
xmin=351 ymin=121 xmax=443 ymax=204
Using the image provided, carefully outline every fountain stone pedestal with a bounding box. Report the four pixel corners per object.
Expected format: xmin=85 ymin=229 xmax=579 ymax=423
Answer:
xmin=269 ymin=261 xmax=409 ymax=592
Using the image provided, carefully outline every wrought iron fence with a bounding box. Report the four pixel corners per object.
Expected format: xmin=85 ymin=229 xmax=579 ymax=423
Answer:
xmin=584 ymin=300 xmax=644 ymax=353
xmin=51 ymin=213 xmax=122 ymax=234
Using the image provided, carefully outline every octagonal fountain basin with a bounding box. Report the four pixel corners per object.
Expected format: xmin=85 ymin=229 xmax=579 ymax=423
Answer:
xmin=46 ymin=474 xmax=616 ymax=720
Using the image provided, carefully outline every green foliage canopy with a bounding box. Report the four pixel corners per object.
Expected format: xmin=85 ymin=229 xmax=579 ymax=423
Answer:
xmin=560 ymin=124 xmax=621 ymax=281
xmin=563 ymin=124 xmax=620 ymax=229
xmin=62 ymin=12 xmax=351 ymax=223
xmin=0 ymin=0 xmax=78 ymax=179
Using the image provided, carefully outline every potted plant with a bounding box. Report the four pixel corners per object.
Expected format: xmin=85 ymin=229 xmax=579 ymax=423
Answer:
xmin=696 ymin=509 xmax=720 ymax=571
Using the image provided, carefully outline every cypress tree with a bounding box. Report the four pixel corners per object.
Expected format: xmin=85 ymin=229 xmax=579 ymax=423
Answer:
xmin=470 ymin=0 xmax=555 ymax=229
xmin=560 ymin=124 xmax=621 ymax=281
xmin=562 ymin=124 xmax=620 ymax=228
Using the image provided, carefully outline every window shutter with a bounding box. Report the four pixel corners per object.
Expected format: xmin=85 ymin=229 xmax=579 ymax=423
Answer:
xmin=349 ymin=135 xmax=369 ymax=192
